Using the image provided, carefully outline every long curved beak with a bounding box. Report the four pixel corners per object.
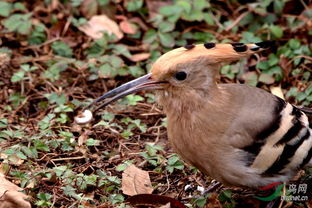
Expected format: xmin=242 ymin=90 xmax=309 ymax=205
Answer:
xmin=85 ymin=73 xmax=166 ymax=112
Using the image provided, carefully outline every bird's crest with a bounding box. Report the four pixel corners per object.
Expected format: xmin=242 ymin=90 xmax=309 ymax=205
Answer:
xmin=151 ymin=41 xmax=274 ymax=78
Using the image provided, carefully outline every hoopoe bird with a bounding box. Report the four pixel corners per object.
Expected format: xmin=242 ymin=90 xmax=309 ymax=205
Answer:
xmin=76 ymin=42 xmax=312 ymax=188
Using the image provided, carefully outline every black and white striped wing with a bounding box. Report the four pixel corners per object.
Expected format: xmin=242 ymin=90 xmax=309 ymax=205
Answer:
xmin=245 ymin=100 xmax=312 ymax=176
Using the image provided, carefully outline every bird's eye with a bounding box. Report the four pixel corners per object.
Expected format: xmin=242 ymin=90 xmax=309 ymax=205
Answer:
xmin=174 ymin=71 xmax=187 ymax=81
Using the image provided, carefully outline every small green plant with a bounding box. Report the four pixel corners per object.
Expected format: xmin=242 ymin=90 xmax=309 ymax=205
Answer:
xmin=218 ymin=189 xmax=236 ymax=208
xmin=51 ymin=41 xmax=73 ymax=57
xmin=115 ymin=160 xmax=134 ymax=172
xmin=191 ymin=195 xmax=208 ymax=208
xmin=11 ymin=64 xmax=38 ymax=83
xmin=286 ymin=84 xmax=312 ymax=105
xmin=256 ymin=53 xmax=283 ymax=84
xmin=166 ymin=154 xmax=185 ymax=173
xmin=140 ymin=143 xmax=164 ymax=166
xmin=3 ymin=13 xmax=32 ymax=35
xmin=36 ymin=193 xmax=53 ymax=207
xmin=28 ymin=23 xmax=47 ymax=45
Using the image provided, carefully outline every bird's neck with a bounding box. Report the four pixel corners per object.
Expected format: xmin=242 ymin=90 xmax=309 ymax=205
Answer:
xmin=156 ymin=84 xmax=226 ymax=117
xmin=158 ymin=85 xmax=234 ymax=178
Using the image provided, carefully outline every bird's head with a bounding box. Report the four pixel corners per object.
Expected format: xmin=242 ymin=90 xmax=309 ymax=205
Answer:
xmin=86 ymin=41 xmax=273 ymax=113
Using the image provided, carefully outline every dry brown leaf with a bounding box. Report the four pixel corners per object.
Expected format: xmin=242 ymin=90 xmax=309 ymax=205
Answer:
xmin=78 ymin=15 xmax=123 ymax=41
xmin=270 ymin=85 xmax=285 ymax=100
xmin=129 ymin=53 xmax=150 ymax=62
xmin=0 ymin=174 xmax=31 ymax=208
xmin=119 ymin=20 xmax=137 ymax=34
xmin=122 ymin=165 xmax=153 ymax=196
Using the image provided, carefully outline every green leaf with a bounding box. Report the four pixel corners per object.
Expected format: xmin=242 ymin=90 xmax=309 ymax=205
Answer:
xmin=274 ymin=0 xmax=285 ymax=13
xmin=128 ymin=66 xmax=145 ymax=77
xmin=109 ymin=194 xmax=124 ymax=205
xmin=305 ymin=84 xmax=312 ymax=95
xmin=203 ymin=13 xmax=214 ymax=25
xmin=296 ymin=92 xmax=307 ymax=102
xmin=259 ymin=73 xmax=275 ymax=84
xmin=21 ymin=146 xmax=38 ymax=158
xmin=125 ymin=0 xmax=143 ymax=12
xmin=288 ymin=39 xmax=301 ymax=49
xmin=34 ymin=140 xmax=50 ymax=152
xmin=56 ymin=113 xmax=68 ymax=124
xmin=218 ymin=190 xmax=232 ymax=202
xmin=193 ymin=196 xmax=207 ymax=208
xmin=0 ymin=118 xmax=8 ymax=128
xmin=243 ymin=72 xmax=258 ymax=86
xmin=36 ymin=193 xmax=52 ymax=206
xmin=116 ymin=160 xmax=133 ymax=172
xmin=193 ymin=0 xmax=209 ymax=10
xmin=54 ymin=104 xmax=73 ymax=113
xmin=177 ymin=0 xmax=192 ymax=13
xmin=143 ymin=29 xmax=157 ymax=44
xmin=13 ymin=2 xmax=26 ymax=10
xmin=99 ymin=63 xmax=113 ymax=77
xmin=286 ymin=87 xmax=298 ymax=98
xmin=125 ymin=94 xmax=144 ymax=105
xmin=38 ymin=113 xmax=55 ymax=130
xmin=158 ymin=33 xmax=175 ymax=48
xmin=257 ymin=61 xmax=269 ymax=70
xmin=98 ymin=0 xmax=109 ymax=6
xmin=71 ymin=0 xmax=84 ymax=7
xmin=43 ymin=61 xmax=68 ymax=81
xmin=3 ymin=13 xmax=32 ymax=35
xmin=16 ymin=152 xmax=27 ymax=160
xmin=158 ymin=21 xmax=175 ymax=33
xmin=159 ymin=5 xmax=183 ymax=17
xmin=21 ymin=64 xmax=38 ymax=72
xmin=241 ymin=32 xmax=262 ymax=43
xmin=53 ymin=166 xmax=68 ymax=177
xmin=51 ymin=41 xmax=73 ymax=57
xmin=112 ymin=44 xmax=131 ymax=58
xmin=167 ymin=155 xmax=179 ymax=165
xmin=86 ymin=138 xmax=100 ymax=146
xmin=37 ymin=192 xmax=52 ymax=201
xmin=28 ymin=23 xmax=47 ymax=45
xmin=270 ymin=25 xmax=283 ymax=38
xmin=44 ymin=92 xmax=67 ymax=105
xmin=268 ymin=54 xmax=279 ymax=66
xmin=121 ymin=130 xmax=133 ymax=139
xmin=11 ymin=71 xmax=25 ymax=82
xmin=0 ymin=2 xmax=12 ymax=17
xmin=61 ymin=185 xmax=82 ymax=200
xmin=110 ymin=56 xmax=123 ymax=68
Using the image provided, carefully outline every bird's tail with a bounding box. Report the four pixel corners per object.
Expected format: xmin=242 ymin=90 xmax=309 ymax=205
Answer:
xmin=298 ymin=106 xmax=312 ymax=124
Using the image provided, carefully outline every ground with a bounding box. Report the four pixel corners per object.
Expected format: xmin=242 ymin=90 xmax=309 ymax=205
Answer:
xmin=0 ymin=0 xmax=311 ymax=207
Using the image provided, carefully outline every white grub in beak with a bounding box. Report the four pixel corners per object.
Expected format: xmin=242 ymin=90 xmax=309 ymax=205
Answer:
xmin=74 ymin=109 xmax=93 ymax=124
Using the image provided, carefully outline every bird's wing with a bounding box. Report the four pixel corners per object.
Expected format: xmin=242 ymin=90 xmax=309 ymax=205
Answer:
xmin=220 ymin=84 xmax=312 ymax=176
